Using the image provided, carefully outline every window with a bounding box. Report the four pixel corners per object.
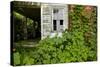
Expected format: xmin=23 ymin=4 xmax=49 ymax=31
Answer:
xmin=60 ymin=20 xmax=63 ymax=25
xmin=53 ymin=20 xmax=57 ymax=30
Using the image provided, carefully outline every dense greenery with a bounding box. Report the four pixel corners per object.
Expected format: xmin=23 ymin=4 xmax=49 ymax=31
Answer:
xmin=13 ymin=5 xmax=97 ymax=65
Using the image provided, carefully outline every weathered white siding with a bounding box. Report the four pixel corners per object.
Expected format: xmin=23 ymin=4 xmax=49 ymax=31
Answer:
xmin=41 ymin=4 xmax=52 ymax=39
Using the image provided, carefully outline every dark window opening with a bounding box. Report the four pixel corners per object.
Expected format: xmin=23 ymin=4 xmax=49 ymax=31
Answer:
xmin=60 ymin=20 xmax=63 ymax=25
xmin=53 ymin=20 xmax=57 ymax=30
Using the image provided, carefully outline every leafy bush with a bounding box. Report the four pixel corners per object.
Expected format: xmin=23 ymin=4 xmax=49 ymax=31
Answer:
xmin=31 ymin=31 xmax=93 ymax=64
xmin=14 ymin=52 xmax=20 ymax=65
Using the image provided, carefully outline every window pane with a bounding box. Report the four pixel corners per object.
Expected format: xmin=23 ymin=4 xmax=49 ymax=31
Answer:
xmin=54 ymin=26 xmax=56 ymax=30
xmin=60 ymin=20 xmax=63 ymax=25
xmin=53 ymin=20 xmax=57 ymax=30
xmin=53 ymin=9 xmax=59 ymax=13
xmin=53 ymin=20 xmax=56 ymax=25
